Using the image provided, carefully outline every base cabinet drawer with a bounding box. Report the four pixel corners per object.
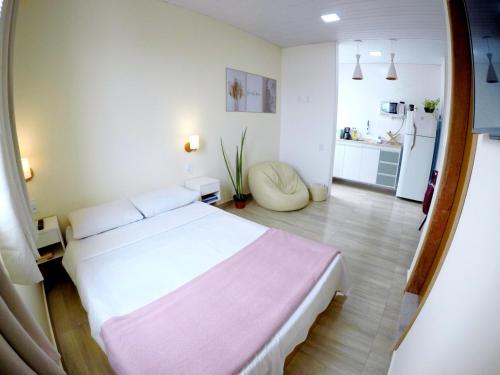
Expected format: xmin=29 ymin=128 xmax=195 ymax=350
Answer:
xmin=378 ymin=162 xmax=399 ymax=175
xmin=376 ymin=174 xmax=397 ymax=188
xmin=379 ymin=150 xmax=400 ymax=163
xmin=199 ymin=181 xmax=220 ymax=196
xmin=36 ymin=230 xmax=60 ymax=249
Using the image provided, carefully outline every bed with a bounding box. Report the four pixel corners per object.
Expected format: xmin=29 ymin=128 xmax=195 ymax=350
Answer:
xmin=62 ymin=200 xmax=350 ymax=374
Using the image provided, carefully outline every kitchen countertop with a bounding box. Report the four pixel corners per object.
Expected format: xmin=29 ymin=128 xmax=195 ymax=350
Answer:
xmin=336 ymin=138 xmax=402 ymax=149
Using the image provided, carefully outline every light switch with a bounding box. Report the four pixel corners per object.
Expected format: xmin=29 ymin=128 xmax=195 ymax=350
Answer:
xmin=30 ymin=199 xmax=38 ymax=213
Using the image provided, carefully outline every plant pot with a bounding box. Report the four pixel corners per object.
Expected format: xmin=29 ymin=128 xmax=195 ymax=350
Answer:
xmin=233 ymin=194 xmax=248 ymax=209
xmin=424 ymin=107 xmax=434 ymax=113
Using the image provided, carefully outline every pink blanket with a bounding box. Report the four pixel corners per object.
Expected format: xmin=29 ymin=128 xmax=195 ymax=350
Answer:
xmin=101 ymin=228 xmax=339 ymax=375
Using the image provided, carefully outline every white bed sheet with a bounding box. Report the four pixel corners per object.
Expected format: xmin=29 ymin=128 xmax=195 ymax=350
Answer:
xmin=62 ymin=202 xmax=350 ymax=374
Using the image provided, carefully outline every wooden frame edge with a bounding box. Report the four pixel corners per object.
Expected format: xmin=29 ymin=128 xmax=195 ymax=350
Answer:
xmin=393 ymin=134 xmax=476 ymax=350
xmin=405 ymin=0 xmax=474 ymax=296
xmin=394 ymin=0 xmax=477 ymax=350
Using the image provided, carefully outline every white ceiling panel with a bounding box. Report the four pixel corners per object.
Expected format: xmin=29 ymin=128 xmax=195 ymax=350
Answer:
xmin=165 ymin=0 xmax=447 ymax=47
xmin=339 ymin=39 xmax=447 ymax=65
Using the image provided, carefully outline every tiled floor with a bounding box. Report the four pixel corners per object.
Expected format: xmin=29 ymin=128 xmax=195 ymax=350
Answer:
xmin=46 ymin=180 xmax=423 ymax=374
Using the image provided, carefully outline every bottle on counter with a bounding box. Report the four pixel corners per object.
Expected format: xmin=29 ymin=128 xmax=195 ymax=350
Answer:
xmin=352 ymin=127 xmax=358 ymax=140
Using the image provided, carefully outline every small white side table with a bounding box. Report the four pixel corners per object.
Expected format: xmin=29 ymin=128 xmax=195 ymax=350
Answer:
xmin=185 ymin=177 xmax=221 ymax=205
xmin=35 ymin=216 xmax=65 ymax=265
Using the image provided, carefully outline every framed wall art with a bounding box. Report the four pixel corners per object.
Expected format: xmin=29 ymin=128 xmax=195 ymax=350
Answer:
xmin=226 ymin=68 xmax=276 ymax=113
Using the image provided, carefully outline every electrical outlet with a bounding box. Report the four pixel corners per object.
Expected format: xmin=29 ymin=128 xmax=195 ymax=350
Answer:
xmin=185 ymin=163 xmax=193 ymax=174
xmin=30 ymin=199 xmax=38 ymax=213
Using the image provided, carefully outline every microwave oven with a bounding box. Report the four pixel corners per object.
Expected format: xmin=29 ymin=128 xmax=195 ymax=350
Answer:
xmin=380 ymin=101 xmax=405 ymax=116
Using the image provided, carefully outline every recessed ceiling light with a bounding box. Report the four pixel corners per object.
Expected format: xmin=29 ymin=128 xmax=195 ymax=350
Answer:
xmin=369 ymin=51 xmax=382 ymax=57
xmin=321 ymin=13 xmax=340 ymax=23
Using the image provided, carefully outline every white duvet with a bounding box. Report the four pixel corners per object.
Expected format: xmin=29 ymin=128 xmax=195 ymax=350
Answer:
xmin=63 ymin=202 xmax=350 ymax=374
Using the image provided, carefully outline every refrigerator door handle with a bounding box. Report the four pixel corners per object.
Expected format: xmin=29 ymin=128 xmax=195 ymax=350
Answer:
xmin=411 ymin=122 xmax=417 ymax=150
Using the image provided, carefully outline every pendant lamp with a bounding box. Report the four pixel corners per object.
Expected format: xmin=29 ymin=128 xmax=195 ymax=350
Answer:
xmin=352 ymin=40 xmax=363 ymax=80
xmin=386 ymin=39 xmax=398 ymax=80
xmin=484 ymin=36 xmax=498 ymax=83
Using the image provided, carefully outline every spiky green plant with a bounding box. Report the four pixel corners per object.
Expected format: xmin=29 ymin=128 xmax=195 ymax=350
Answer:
xmin=220 ymin=128 xmax=247 ymax=200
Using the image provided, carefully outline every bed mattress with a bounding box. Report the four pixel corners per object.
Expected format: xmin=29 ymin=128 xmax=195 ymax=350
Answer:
xmin=62 ymin=202 xmax=350 ymax=374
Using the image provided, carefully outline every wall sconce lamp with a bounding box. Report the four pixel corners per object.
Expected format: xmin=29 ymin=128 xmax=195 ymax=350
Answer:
xmin=184 ymin=135 xmax=200 ymax=152
xmin=21 ymin=158 xmax=33 ymax=181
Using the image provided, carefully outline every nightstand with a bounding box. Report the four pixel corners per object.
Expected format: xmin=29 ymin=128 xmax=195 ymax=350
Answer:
xmin=35 ymin=216 xmax=65 ymax=265
xmin=185 ymin=177 xmax=221 ymax=205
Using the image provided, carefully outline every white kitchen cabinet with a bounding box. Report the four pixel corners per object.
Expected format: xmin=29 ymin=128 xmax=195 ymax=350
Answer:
xmin=333 ymin=144 xmax=345 ymax=178
xmin=359 ymin=147 xmax=380 ymax=184
xmin=333 ymin=140 xmax=401 ymax=189
xmin=342 ymin=145 xmax=363 ymax=181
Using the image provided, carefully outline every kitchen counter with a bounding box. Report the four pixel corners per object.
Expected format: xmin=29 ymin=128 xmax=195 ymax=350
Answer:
xmin=336 ymin=138 xmax=402 ymax=149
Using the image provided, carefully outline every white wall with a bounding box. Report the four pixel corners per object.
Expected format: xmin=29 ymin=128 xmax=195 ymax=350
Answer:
xmin=280 ymin=43 xmax=337 ymax=187
xmin=389 ymin=135 xmax=500 ymax=375
xmin=337 ymin=63 xmax=442 ymax=141
xmin=13 ymin=0 xmax=281 ymax=226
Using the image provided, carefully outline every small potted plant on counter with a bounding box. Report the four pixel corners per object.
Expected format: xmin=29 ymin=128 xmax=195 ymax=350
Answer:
xmin=423 ymin=98 xmax=440 ymax=113
xmin=221 ymin=127 xmax=248 ymax=209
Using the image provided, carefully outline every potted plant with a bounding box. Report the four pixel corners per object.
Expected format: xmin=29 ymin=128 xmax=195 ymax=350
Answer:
xmin=423 ymin=98 xmax=440 ymax=113
xmin=221 ymin=128 xmax=248 ymax=209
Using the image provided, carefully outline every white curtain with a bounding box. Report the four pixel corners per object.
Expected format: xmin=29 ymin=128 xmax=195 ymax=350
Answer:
xmin=0 ymin=260 xmax=65 ymax=374
xmin=0 ymin=0 xmax=42 ymax=285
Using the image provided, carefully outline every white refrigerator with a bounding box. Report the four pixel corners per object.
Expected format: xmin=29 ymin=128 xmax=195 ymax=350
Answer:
xmin=396 ymin=109 xmax=437 ymax=201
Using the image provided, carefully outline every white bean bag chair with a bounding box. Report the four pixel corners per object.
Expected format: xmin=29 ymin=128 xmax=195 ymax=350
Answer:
xmin=248 ymin=161 xmax=309 ymax=211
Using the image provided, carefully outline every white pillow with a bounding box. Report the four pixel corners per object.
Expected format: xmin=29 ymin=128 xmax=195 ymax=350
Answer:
xmin=130 ymin=186 xmax=200 ymax=218
xmin=68 ymin=199 xmax=143 ymax=239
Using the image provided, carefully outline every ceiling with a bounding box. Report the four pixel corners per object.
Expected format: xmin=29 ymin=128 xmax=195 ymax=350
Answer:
xmin=338 ymin=39 xmax=447 ymax=65
xmin=165 ymin=0 xmax=447 ymax=47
